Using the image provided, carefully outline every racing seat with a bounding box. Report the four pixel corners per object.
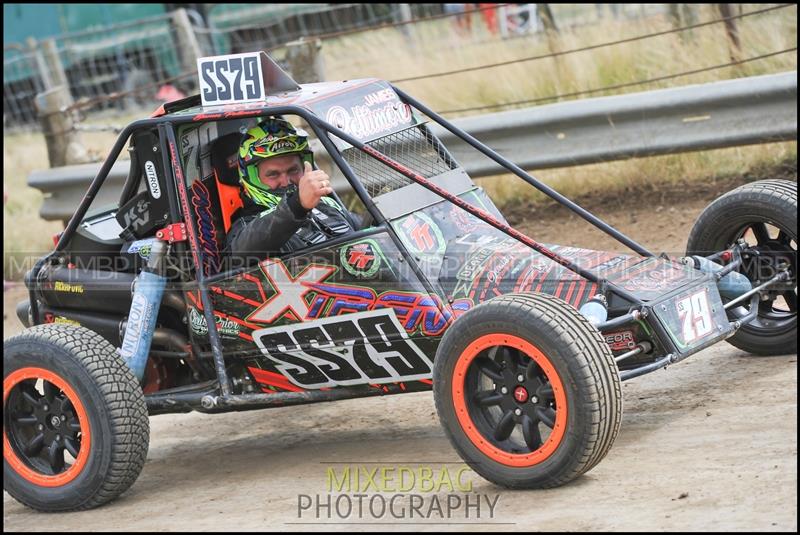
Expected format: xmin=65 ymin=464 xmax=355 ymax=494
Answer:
xmin=189 ymin=132 xmax=244 ymax=276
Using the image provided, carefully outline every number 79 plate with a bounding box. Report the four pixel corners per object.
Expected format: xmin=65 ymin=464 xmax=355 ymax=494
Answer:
xmin=652 ymin=282 xmax=732 ymax=354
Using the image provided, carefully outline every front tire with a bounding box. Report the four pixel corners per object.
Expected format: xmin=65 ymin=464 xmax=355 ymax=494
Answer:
xmin=686 ymin=179 xmax=797 ymax=355
xmin=433 ymin=293 xmax=622 ymax=488
xmin=4 ymin=324 xmax=149 ymax=511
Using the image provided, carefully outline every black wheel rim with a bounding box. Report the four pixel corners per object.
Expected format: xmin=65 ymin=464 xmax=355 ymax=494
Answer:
xmin=731 ymin=220 xmax=797 ymax=333
xmin=4 ymin=378 xmax=84 ymax=476
xmin=464 ymin=345 xmax=559 ymax=455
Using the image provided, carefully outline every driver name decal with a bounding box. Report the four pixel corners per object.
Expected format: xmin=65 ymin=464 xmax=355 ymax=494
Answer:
xmin=321 ymin=84 xmax=414 ymax=143
xmin=190 ymin=180 xmax=222 ymax=276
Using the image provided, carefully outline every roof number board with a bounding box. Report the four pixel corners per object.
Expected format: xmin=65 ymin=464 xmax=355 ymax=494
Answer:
xmin=197 ymin=53 xmax=266 ymax=106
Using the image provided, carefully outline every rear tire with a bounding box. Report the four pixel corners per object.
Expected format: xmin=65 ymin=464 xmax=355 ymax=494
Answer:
xmin=686 ymin=179 xmax=797 ymax=355
xmin=3 ymin=324 xmax=149 ymax=511
xmin=433 ymin=293 xmax=622 ymax=488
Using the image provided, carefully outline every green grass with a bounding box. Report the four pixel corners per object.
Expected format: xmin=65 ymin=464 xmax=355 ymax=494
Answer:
xmin=322 ymin=3 xmax=796 ymax=115
xmin=476 ymin=142 xmax=798 ymax=210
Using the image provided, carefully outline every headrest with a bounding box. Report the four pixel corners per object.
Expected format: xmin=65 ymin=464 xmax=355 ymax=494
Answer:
xmin=210 ymin=132 xmax=244 ymax=186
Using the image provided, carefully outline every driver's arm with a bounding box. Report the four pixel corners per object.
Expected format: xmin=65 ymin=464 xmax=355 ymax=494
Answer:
xmin=223 ymin=191 xmax=308 ymax=266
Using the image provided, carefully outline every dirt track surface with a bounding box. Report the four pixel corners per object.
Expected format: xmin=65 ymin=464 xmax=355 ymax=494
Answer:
xmin=4 ymin=175 xmax=797 ymax=531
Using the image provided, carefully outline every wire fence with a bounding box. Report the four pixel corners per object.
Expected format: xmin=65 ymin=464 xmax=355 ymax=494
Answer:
xmin=389 ymin=3 xmax=794 ymax=84
xmin=437 ymin=46 xmax=799 ymax=115
xmin=200 ymin=4 xmax=445 ymax=54
xmin=3 ymin=12 xmax=184 ymax=130
xmin=2 ymin=4 xmax=452 ymax=131
xmin=3 ymin=3 xmax=797 ymax=135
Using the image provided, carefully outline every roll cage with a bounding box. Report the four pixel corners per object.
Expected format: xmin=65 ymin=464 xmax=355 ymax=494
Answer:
xmin=29 ymin=75 xmax=757 ymax=411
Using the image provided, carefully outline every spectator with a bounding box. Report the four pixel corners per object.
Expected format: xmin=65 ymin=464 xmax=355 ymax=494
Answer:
xmin=444 ymin=3 xmax=474 ymax=37
xmin=478 ymin=3 xmax=499 ymax=35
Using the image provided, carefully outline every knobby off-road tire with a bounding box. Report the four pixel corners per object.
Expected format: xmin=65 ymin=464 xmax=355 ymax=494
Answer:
xmin=687 ymin=179 xmax=797 ymax=355
xmin=433 ymin=293 xmax=622 ymax=488
xmin=4 ymin=324 xmax=149 ymax=511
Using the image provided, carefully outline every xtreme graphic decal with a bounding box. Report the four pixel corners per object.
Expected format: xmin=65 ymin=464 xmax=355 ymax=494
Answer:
xmin=305 ymin=282 xmax=452 ymax=337
xmin=247 ymin=259 xmax=337 ymax=324
xmin=202 ymin=233 xmax=452 ymax=352
xmin=252 ymin=309 xmax=433 ymax=389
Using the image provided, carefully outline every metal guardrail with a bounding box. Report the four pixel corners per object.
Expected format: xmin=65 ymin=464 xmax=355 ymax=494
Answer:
xmin=28 ymin=161 xmax=130 ymax=221
xmin=27 ymin=71 xmax=797 ymax=221
xmin=432 ymin=70 xmax=797 ymax=175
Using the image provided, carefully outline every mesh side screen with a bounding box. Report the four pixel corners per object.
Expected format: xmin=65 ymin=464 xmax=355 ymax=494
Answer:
xmin=341 ymin=125 xmax=457 ymax=198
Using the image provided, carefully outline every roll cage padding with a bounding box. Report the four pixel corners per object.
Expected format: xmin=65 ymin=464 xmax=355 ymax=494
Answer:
xmin=215 ymin=173 xmax=244 ymax=233
xmin=209 ymin=132 xmax=245 ymax=233
xmin=187 ymin=132 xmax=246 ymax=275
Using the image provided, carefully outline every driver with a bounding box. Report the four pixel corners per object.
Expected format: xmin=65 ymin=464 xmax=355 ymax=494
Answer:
xmin=223 ymin=118 xmax=357 ymax=267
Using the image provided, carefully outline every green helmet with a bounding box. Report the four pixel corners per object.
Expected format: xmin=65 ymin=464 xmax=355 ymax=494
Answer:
xmin=238 ymin=118 xmax=314 ymax=207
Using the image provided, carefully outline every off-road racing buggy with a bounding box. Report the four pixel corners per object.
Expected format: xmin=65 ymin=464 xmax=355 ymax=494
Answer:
xmin=5 ymin=53 xmax=797 ymax=511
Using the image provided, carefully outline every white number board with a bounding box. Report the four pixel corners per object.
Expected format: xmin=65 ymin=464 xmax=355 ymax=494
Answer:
xmin=197 ymin=53 xmax=266 ymax=106
xmin=676 ymin=289 xmax=714 ymax=343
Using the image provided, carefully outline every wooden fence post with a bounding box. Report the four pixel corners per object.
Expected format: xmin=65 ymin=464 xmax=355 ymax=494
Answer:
xmin=41 ymin=39 xmax=69 ymax=90
xmin=172 ymin=8 xmax=203 ymax=74
xmin=717 ymin=4 xmax=742 ymax=64
xmin=284 ymin=38 xmax=325 ymax=84
xmin=35 ymin=86 xmax=89 ymax=167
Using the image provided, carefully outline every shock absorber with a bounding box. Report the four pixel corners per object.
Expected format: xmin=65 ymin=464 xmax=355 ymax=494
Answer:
xmin=119 ymin=239 xmax=168 ymax=382
xmin=684 ymin=255 xmax=752 ymax=300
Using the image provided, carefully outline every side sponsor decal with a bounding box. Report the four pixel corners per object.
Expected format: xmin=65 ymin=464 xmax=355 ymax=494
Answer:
xmin=119 ymin=198 xmax=151 ymax=232
xmin=43 ymin=313 xmax=80 ymax=326
xmin=53 ymin=281 xmax=84 ymax=293
xmin=604 ymin=330 xmax=637 ymax=351
xmin=189 ymin=307 xmax=241 ymax=337
xmin=453 ymin=244 xmax=496 ymax=297
xmin=449 ymin=204 xmax=480 ymax=233
xmin=144 ymin=160 xmax=161 ymax=199
xmin=190 ymin=180 xmax=222 ymax=275
xmin=611 ymin=257 xmax=692 ymax=293
xmin=127 ymin=238 xmax=156 ymax=260
xmin=252 ymin=309 xmax=433 ymax=389
xmin=119 ymin=293 xmax=149 ymax=361
xmin=324 ymin=87 xmax=414 ymax=142
xmin=340 ymin=239 xmax=383 ymax=278
xmin=592 ymin=255 xmax=628 ymax=273
xmin=394 ymin=212 xmax=446 ymax=255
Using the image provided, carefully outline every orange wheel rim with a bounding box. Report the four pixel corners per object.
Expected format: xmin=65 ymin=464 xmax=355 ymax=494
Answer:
xmin=452 ymin=334 xmax=568 ymax=467
xmin=4 ymin=367 xmax=92 ymax=487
